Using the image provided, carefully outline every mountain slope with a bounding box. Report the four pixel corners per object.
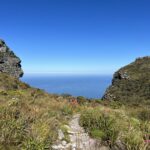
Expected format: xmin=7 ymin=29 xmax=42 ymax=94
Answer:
xmin=103 ymin=56 xmax=150 ymax=105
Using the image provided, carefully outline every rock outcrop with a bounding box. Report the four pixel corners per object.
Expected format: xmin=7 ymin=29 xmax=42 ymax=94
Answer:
xmin=102 ymin=57 xmax=150 ymax=104
xmin=0 ymin=39 xmax=23 ymax=78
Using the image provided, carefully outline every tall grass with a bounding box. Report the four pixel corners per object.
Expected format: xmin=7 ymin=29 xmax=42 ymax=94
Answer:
xmin=80 ymin=106 xmax=150 ymax=149
xmin=0 ymin=88 xmax=74 ymax=149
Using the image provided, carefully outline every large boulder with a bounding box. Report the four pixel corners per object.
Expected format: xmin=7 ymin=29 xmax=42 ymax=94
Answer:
xmin=102 ymin=57 xmax=150 ymax=104
xmin=0 ymin=39 xmax=23 ymax=78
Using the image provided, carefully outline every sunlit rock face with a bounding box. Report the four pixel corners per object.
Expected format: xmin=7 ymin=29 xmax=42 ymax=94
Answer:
xmin=0 ymin=39 xmax=23 ymax=78
xmin=102 ymin=56 xmax=150 ymax=104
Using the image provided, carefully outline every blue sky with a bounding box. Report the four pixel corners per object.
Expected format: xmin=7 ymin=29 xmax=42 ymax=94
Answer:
xmin=1 ymin=0 xmax=150 ymax=75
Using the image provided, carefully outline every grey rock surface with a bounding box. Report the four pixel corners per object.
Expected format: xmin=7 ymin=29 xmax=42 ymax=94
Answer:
xmin=0 ymin=39 xmax=23 ymax=78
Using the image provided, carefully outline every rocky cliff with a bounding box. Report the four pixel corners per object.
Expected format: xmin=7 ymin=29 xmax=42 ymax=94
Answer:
xmin=0 ymin=39 xmax=23 ymax=78
xmin=102 ymin=57 xmax=150 ymax=104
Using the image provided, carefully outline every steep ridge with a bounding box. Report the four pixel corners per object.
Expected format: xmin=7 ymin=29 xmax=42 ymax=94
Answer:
xmin=103 ymin=56 xmax=150 ymax=104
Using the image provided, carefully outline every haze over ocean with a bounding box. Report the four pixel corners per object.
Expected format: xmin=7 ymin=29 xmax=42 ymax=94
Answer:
xmin=21 ymin=74 xmax=112 ymax=98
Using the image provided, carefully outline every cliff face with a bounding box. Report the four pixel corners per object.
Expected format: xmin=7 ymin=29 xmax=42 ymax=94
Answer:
xmin=102 ymin=57 xmax=150 ymax=104
xmin=0 ymin=40 xmax=23 ymax=78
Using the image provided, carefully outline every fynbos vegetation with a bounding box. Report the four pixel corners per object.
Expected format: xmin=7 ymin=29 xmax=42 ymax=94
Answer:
xmin=103 ymin=57 xmax=150 ymax=105
xmin=0 ymin=40 xmax=150 ymax=149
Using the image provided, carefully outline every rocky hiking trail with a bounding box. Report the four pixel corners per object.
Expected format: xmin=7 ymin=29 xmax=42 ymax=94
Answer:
xmin=52 ymin=114 xmax=109 ymax=150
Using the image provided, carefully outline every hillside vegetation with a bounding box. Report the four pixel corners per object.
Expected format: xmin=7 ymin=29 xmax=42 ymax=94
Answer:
xmin=0 ymin=73 xmax=75 ymax=149
xmin=80 ymin=102 xmax=150 ymax=150
xmin=103 ymin=57 xmax=150 ymax=105
xmin=0 ymin=73 xmax=150 ymax=150
xmin=0 ymin=49 xmax=150 ymax=150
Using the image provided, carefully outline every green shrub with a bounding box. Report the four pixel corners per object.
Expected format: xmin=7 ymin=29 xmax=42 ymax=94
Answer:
xmin=138 ymin=109 xmax=150 ymax=121
xmin=61 ymin=93 xmax=72 ymax=98
xmin=109 ymin=101 xmax=123 ymax=109
xmin=77 ymin=96 xmax=87 ymax=105
xmin=123 ymin=129 xmax=146 ymax=150
xmin=0 ymin=107 xmax=27 ymax=147
xmin=22 ymin=138 xmax=50 ymax=150
xmin=61 ymin=105 xmax=73 ymax=116
xmin=80 ymin=109 xmax=119 ymax=145
xmin=90 ymin=129 xmax=105 ymax=139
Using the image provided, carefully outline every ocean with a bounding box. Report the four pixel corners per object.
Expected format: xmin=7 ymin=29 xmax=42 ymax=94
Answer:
xmin=21 ymin=74 xmax=112 ymax=99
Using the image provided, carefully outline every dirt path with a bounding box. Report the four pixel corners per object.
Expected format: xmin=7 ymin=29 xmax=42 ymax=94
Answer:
xmin=68 ymin=114 xmax=98 ymax=150
xmin=52 ymin=114 xmax=108 ymax=150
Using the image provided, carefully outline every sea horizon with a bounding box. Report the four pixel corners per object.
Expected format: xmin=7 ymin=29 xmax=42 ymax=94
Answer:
xmin=21 ymin=73 xmax=113 ymax=99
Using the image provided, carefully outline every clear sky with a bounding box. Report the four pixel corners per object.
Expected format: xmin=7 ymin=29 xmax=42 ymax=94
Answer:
xmin=1 ymin=0 xmax=150 ymax=75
